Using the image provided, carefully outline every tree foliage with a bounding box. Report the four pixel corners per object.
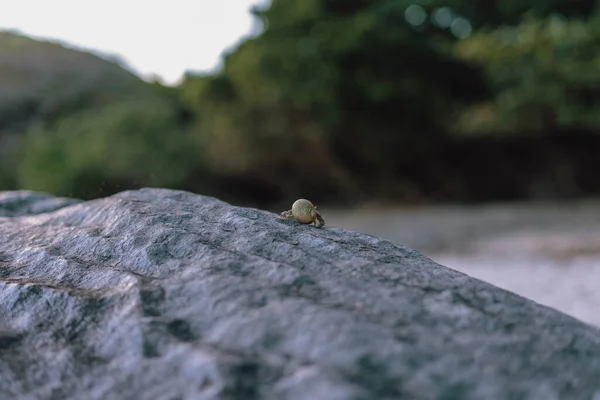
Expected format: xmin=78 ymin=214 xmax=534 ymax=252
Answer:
xmin=425 ymin=0 xmax=596 ymax=29
xmin=454 ymin=9 xmax=600 ymax=135
xmin=17 ymin=99 xmax=198 ymax=199
xmin=180 ymin=0 xmax=489 ymax=201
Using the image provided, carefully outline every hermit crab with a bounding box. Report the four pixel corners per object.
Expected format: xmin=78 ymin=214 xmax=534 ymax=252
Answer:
xmin=280 ymin=199 xmax=325 ymax=228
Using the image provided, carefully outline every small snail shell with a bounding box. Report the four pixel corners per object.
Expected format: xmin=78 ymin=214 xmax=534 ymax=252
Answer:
xmin=291 ymin=199 xmax=318 ymax=224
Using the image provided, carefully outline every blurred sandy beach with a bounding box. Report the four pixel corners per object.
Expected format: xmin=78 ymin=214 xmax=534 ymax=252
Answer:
xmin=326 ymin=200 xmax=600 ymax=327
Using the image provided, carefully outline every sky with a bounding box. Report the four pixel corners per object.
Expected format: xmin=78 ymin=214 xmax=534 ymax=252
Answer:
xmin=0 ymin=0 xmax=269 ymax=84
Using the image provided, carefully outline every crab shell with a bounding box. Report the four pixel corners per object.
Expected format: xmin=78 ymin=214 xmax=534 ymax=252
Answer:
xmin=291 ymin=199 xmax=318 ymax=224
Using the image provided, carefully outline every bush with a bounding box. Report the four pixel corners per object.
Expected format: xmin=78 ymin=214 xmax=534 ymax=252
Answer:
xmin=17 ymin=98 xmax=200 ymax=199
xmin=453 ymin=11 xmax=600 ymax=135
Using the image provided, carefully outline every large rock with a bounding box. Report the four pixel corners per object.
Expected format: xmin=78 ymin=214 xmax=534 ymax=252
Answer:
xmin=0 ymin=188 xmax=599 ymax=400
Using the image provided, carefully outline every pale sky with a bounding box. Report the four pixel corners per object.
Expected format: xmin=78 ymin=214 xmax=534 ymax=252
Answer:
xmin=0 ymin=0 xmax=269 ymax=84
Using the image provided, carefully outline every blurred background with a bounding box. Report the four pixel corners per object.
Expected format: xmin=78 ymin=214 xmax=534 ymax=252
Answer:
xmin=1 ymin=0 xmax=599 ymax=326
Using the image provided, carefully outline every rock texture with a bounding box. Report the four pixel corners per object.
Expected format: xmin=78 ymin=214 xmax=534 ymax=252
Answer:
xmin=0 ymin=188 xmax=599 ymax=400
xmin=0 ymin=191 xmax=82 ymax=217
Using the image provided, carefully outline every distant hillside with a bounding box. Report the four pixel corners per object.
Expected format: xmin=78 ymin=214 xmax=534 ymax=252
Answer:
xmin=0 ymin=30 xmax=157 ymax=134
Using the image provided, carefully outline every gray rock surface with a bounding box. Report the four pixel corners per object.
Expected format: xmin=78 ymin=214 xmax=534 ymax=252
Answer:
xmin=0 ymin=188 xmax=599 ymax=400
xmin=0 ymin=190 xmax=81 ymax=217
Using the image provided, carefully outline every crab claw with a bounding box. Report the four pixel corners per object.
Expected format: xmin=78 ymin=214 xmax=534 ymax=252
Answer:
xmin=314 ymin=210 xmax=325 ymax=228
xmin=280 ymin=210 xmax=293 ymax=219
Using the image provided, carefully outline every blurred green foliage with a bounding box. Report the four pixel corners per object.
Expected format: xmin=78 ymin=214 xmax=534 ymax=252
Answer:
xmin=179 ymin=0 xmax=489 ymax=201
xmin=17 ymin=98 xmax=199 ymax=199
xmin=454 ymin=10 xmax=600 ymax=135
xmin=2 ymin=1 xmax=600 ymax=205
xmin=425 ymin=0 xmax=595 ymax=29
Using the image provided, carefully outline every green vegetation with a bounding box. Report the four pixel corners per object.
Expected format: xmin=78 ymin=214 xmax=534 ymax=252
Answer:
xmin=17 ymin=98 xmax=198 ymax=199
xmin=0 ymin=31 xmax=154 ymax=132
xmin=0 ymin=31 xmax=196 ymax=200
xmin=179 ymin=0 xmax=490 ymax=202
xmin=454 ymin=11 xmax=600 ymax=135
xmin=2 ymin=1 xmax=600 ymax=205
